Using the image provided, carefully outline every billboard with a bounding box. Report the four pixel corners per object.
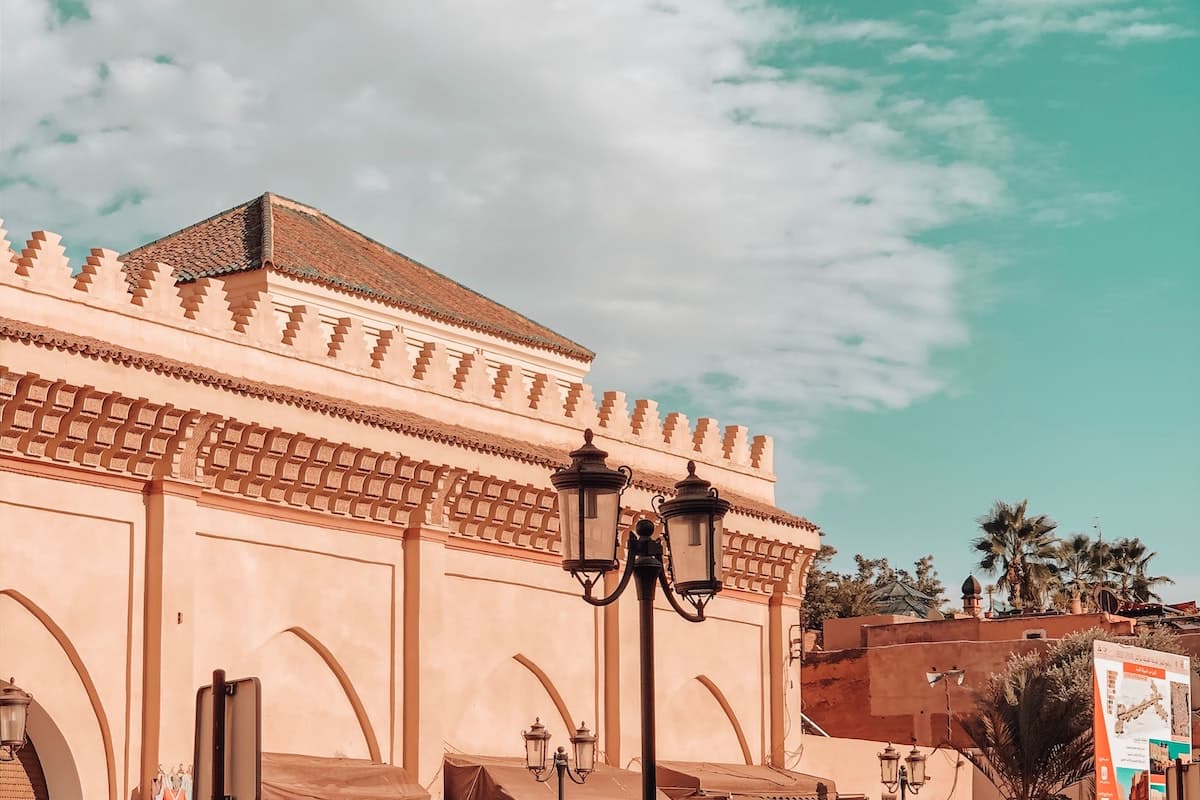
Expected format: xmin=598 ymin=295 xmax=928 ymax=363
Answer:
xmin=1094 ymin=640 xmax=1192 ymax=800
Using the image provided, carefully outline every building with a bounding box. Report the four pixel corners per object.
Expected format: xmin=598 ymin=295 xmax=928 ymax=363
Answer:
xmin=0 ymin=194 xmax=828 ymax=800
xmin=804 ymin=576 xmax=1200 ymax=757
xmin=803 ymin=577 xmax=1143 ymax=749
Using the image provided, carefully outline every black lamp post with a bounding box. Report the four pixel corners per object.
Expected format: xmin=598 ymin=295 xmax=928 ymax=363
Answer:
xmin=522 ymin=718 xmax=597 ymax=800
xmin=878 ymin=743 xmax=927 ymax=799
xmin=0 ymin=679 xmax=33 ymax=763
xmin=550 ymin=429 xmax=730 ymax=800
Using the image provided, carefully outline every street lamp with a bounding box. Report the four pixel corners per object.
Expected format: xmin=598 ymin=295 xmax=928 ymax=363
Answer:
xmin=926 ymin=668 xmax=965 ymax=745
xmin=522 ymin=718 xmax=597 ymax=800
xmin=0 ymin=679 xmax=33 ymax=762
xmin=550 ymin=430 xmax=730 ymax=800
xmin=878 ymin=743 xmax=927 ymax=798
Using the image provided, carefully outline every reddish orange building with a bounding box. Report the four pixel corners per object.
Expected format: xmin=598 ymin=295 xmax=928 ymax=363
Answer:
xmin=802 ymin=578 xmax=1142 ymax=748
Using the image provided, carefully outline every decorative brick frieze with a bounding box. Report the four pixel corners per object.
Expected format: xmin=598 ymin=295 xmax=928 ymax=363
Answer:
xmin=0 ymin=367 xmax=811 ymax=594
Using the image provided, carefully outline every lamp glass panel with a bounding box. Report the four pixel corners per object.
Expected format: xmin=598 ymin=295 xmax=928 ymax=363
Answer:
xmin=558 ymin=487 xmax=620 ymax=564
xmin=879 ymin=752 xmax=899 ymax=783
xmin=525 ymin=733 xmax=546 ymax=771
xmin=587 ymin=489 xmax=619 ymax=561
xmin=558 ymin=489 xmax=580 ymax=562
xmin=906 ymin=751 xmax=926 ymax=784
xmin=669 ymin=512 xmax=712 ymax=587
xmin=573 ymin=736 xmax=595 ymax=774
xmin=0 ymin=704 xmax=26 ymax=747
xmin=711 ymin=515 xmax=724 ymax=582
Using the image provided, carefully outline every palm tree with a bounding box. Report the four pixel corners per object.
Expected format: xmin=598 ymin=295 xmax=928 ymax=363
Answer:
xmin=1107 ymin=537 xmax=1173 ymax=602
xmin=972 ymin=499 xmax=1058 ymax=610
xmin=1048 ymin=533 xmax=1106 ymax=611
xmin=961 ymin=650 xmax=1094 ymax=800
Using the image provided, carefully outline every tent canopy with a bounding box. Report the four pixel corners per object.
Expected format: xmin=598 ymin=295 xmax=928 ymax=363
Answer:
xmin=261 ymin=752 xmax=430 ymax=800
xmin=444 ymin=754 xmax=671 ymax=800
xmin=655 ymin=761 xmax=836 ymax=800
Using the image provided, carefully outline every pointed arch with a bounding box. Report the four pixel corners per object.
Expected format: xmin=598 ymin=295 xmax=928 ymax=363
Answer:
xmin=283 ymin=626 xmax=382 ymax=763
xmin=694 ymin=675 xmax=752 ymax=765
xmin=0 ymin=589 xmax=116 ymax=800
xmin=512 ymin=654 xmax=576 ymax=734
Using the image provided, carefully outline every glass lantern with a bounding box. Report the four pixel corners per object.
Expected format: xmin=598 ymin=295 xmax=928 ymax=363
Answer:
xmin=570 ymin=722 xmax=596 ymax=776
xmin=550 ymin=430 xmax=631 ymax=576
xmin=657 ymin=461 xmax=730 ymax=597
xmin=0 ymin=681 xmax=32 ymax=758
xmin=522 ymin=718 xmax=551 ymax=774
xmin=905 ymin=746 xmax=927 ymax=786
xmin=878 ymin=743 xmax=900 ymax=786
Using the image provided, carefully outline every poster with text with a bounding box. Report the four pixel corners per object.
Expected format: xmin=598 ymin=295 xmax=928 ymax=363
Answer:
xmin=1094 ymin=640 xmax=1191 ymax=800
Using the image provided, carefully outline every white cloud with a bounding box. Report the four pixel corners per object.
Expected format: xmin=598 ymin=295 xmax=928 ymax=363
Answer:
xmin=950 ymin=1 xmax=1193 ymax=45
xmin=886 ymin=96 xmax=1014 ymax=160
xmin=1106 ymin=22 xmax=1194 ymax=44
xmin=1029 ymin=191 xmax=1122 ymax=226
xmin=799 ymin=19 xmax=915 ymax=42
xmin=0 ymin=0 xmax=1007 ymax=509
xmin=890 ymin=43 xmax=956 ymax=62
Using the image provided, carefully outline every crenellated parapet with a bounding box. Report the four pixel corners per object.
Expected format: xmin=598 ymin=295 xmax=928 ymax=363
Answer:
xmin=0 ymin=368 xmax=814 ymax=595
xmin=0 ymin=223 xmax=776 ymax=489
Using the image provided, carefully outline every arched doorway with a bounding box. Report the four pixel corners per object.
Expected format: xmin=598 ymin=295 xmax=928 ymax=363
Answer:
xmin=0 ymin=736 xmax=50 ymax=800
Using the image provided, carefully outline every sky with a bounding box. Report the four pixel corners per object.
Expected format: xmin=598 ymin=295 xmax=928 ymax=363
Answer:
xmin=1 ymin=0 xmax=1197 ymax=601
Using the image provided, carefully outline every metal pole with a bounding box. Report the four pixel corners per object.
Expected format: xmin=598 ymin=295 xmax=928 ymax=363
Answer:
xmin=557 ymin=751 xmax=566 ymax=800
xmin=212 ymin=669 xmax=226 ymax=800
xmin=1177 ymin=757 xmax=1185 ymax=800
xmin=634 ymin=554 xmax=658 ymax=800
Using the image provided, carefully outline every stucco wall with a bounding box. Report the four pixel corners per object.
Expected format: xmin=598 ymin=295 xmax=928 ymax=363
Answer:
xmin=0 ymin=471 xmax=146 ymax=800
xmin=802 ymin=640 xmax=1051 ymax=747
xmin=823 ymin=614 xmax=922 ymax=652
xmin=795 ymin=736 xmax=974 ymax=800
xmin=862 ymin=612 xmax=1133 ymax=647
xmin=0 ymin=220 xmax=820 ymax=800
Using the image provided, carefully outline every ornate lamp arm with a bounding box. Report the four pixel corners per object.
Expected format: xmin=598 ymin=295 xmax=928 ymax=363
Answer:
xmin=656 ymin=567 xmax=706 ymax=623
xmin=580 ymin=533 xmax=637 ymax=607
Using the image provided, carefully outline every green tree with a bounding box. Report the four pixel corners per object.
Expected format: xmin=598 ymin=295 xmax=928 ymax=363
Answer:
xmin=971 ymin=499 xmax=1058 ymax=609
xmin=962 ymin=628 xmax=1188 ymax=800
xmin=1047 ymin=532 xmax=1106 ymax=611
xmin=803 ymin=547 xmax=945 ymax=630
xmin=1107 ymin=537 xmax=1173 ymax=602
xmin=803 ymin=545 xmax=878 ymax=630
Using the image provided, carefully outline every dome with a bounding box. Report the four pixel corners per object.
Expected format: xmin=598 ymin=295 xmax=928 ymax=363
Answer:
xmin=961 ymin=574 xmax=982 ymax=596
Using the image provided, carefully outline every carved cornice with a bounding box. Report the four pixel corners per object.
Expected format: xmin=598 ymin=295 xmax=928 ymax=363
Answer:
xmin=0 ymin=318 xmax=815 ymax=530
xmin=0 ymin=368 xmax=811 ymax=594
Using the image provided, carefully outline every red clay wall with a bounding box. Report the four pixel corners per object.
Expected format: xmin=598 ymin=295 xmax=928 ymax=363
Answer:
xmin=805 ymin=627 xmax=1200 ymax=748
xmin=802 ymin=639 xmax=1048 ymax=747
xmin=862 ymin=613 xmax=1134 ymax=647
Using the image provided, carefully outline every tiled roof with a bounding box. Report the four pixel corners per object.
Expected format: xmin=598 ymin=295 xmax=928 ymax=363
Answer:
xmin=871 ymin=579 xmax=935 ymax=617
xmin=119 ymin=193 xmax=593 ymax=362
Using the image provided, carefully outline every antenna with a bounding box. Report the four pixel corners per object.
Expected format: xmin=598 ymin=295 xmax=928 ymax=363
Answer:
xmin=1094 ymin=516 xmax=1103 ymax=543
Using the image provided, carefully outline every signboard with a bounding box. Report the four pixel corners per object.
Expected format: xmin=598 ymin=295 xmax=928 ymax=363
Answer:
xmin=1094 ymin=640 xmax=1192 ymax=800
xmin=194 ymin=672 xmax=261 ymax=800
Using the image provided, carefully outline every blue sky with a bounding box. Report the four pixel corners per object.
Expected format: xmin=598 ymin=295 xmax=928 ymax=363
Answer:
xmin=1 ymin=0 xmax=1196 ymax=600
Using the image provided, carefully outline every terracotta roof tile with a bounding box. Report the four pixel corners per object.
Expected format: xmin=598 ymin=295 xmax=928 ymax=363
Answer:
xmin=120 ymin=193 xmax=593 ymax=361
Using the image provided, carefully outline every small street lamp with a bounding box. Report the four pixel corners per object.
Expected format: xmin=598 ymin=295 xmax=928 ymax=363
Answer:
xmin=523 ymin=718 xmax=597 ymax=800
xmin=550 ymin=430 xmax=730 ymax=800
xmin=0 ymin=679 xmax=33 ymax=762
xmin=878 ymin=743 xmax=927 ymax=799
